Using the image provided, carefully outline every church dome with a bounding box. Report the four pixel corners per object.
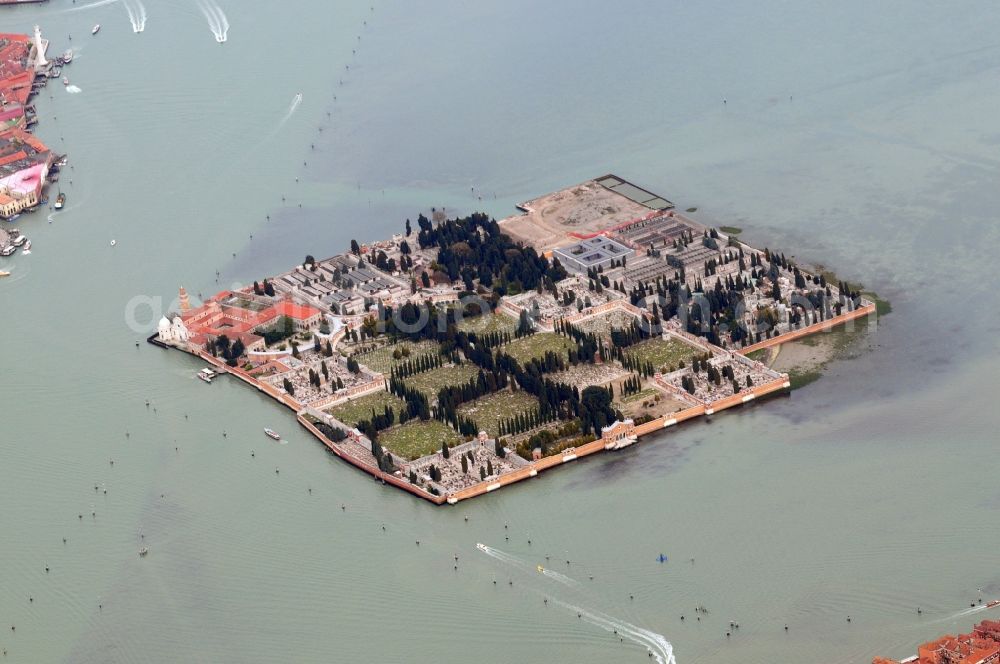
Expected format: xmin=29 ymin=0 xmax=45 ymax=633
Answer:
xmin=158 ymin=316 xmax=171 ymax=332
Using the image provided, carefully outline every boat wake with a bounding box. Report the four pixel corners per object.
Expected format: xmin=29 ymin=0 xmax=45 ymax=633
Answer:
xmin=66 ymin=85 xmax=82 ymax=94
xmin=280 ymin=93 xmax=303 ymax=125
xmin=197 ymin=0 xmax=229 ymax=43
xmin=64 ymin=0 xmax=120 ymax=13
xmin=123 ymin=0 xmax=147 ymax=33
xmin=935 ymin=602 xmax=993 ymax=624
xmin=552 ymin=599 xmax=677 ymax=664
xmin=475 ymin=543 xmax=677 ymax=664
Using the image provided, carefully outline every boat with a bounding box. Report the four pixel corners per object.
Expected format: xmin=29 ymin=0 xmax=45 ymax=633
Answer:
xmin=200 ymin=367 xmax=217 ymax=378
xmin=12 ymin=235 xmax=26 ymax=247
xmin=264 ymin=428 xmax=281 ymax=441
xmin=62 ymin=49 xmax=73 ymax=63
xmin=537 ymin=565 xmax=544 ymax=573
xmin=62 ymin=76 xmax=69 ymax=86
xmin=92 ymin=24 xmax=101 ymax=35
xmin=6 ymin=213 xmax=19 ymax=222
xmin=197 ymin=372 xmax=212 ymax=384
xmin=54 ymin=192 xmax=65 ymax=209
xmin=988 ymin=600 xmax=1000 ymax=609
xmin=0 ymin=270 xmax=10 ymax=278
xmin=110 ymin=239 xmax=116 ymax=247
xmin=22 ymin=240 xmax=31 ymax=252
xmin=139 ymin=547 xmax=148 ymax=557
xmin=0 ymin=246 xmax=15 ymax=257
xmin=476 ymin=543 xmax=488 ymax=552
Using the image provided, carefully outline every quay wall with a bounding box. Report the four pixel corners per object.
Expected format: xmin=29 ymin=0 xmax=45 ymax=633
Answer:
xmin=296 ymin=414 xmax=446 ymax=506
xmin=149 ymin=304 xmax=822 ymax=506
xmin=447 ymin=373 xmax=789 ymax=503
xmin=737 ymin=302 xmax=876 ymax=356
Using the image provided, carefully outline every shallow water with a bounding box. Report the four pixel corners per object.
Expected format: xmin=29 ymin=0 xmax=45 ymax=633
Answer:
xmin=2 ymin=1 xmax=999 ymax=662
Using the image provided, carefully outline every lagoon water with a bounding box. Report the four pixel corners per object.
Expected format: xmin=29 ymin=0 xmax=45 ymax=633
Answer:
xmin=2 ymin=1 xmax=1000 ymax=662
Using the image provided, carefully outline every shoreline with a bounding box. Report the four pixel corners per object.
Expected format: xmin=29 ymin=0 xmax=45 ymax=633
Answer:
xmin=149 ymin=302 xmax=875 ymax=505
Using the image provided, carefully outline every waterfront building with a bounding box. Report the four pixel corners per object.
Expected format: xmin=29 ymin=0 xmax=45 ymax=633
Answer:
xmin=157 ymin=316 xmax=190 ymax=344
xmin=0 ymin=127 xmax=50 ymax=218
xmin=874 ymin=619 xmax=1000 ymax=664
xmin=174 ymin=290 xmax=323 ymax=349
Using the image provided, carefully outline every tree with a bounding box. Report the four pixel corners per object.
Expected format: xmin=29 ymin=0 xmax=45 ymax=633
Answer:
xmin=461 ymin=455 xmax=469 ymax=474
xmin=304 ymin=254 xmax=315 ymax=267
xmin=263 ymin=279 xmax=275 ymax=297
xmin=350 ymin=239 xmax=361 ymax=256
xmin=282 ymin=378 xmax=294 ymax=395
xmin=442 ymin=442 xmax=450 ymax=459
xmin=405 ymin=218 xmax=412 ymax=236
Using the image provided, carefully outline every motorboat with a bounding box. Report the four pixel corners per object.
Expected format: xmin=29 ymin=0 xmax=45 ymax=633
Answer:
xmin=12 ymin=235 xmax=27 ymax=247
xmin=0 ymin=270 xmax=10 ymax=278
xmin=110 ymin=239 xmax=116 ymax=247
xmin=92 ymin=24 xmax=101 ymax=35
xmin=62 ymin=49 xmax=73 ymax=63
xmin=988 ymin=600 xmax=1000 ymax=609
xmin=22 ymin=239 xmax=31 ymax=252
xmin=476 ymin=543 xmax=488 ymax=553
xmin=264 ymin=428 xmax=281 ymax=441
xmin=139 ymin=547 xmax=148 ymax=557
xmin=0 ymin=246 xmax=15 ymax=257
xmin=54 ymin=192 xmax=65 ymax=209
xmin=197 ymin=372 xmax=212 ymax=384
xmin=62 ymin=76 xmax=69 ymax=86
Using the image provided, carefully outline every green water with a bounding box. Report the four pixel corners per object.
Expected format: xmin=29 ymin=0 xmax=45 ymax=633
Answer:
xmin=2 ymin=1 xmax=1000 ymax=662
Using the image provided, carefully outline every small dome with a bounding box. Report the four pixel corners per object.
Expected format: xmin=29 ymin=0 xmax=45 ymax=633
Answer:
xmin=158 ymin=316 xmax=171 ymax=332
xmin=171 ymin=316 xmax=184 ymax=326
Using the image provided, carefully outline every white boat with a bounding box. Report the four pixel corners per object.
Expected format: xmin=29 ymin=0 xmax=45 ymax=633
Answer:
xmin=62 ymin=49 xmax=73 ymax=63
xmin=62 ymin=76 xmax=69 ymax=86
xmin=0 ymin=270 xmax=10 ymax=278
xmin=139 ymin=547 xmax=148 ymax=557
xmin=200 ymin=367 xmax=217 ymax=377
xmin=110 ymin=239 xmax=117 ymax=247
xmin=12 ymin=235 xmax=26 ymax=247
xmin=197 ymin=373 xmax=212 ymax=383
xmin=0 ymin=246 xmax=15 ymax=257
xmin=92 ymin=24 xmax=101 ymax=35
xmin=264 ymin=428 xmax=281 ymax=441
xmin=476 ymin=543 xmax=488 ymax=552
xmin=22 ymin=240 xmax=31 ymax=255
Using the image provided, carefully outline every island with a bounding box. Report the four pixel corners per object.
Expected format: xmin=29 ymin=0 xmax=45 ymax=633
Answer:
xmin=153 ymin=175 xmax=877 ymax=505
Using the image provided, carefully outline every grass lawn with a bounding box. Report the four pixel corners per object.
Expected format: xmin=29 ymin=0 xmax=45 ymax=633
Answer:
xmin=327 ymin=390 xmax=407 ymax=428
xmin=626 ymin=337 xmax=700 ymax=372
xmin=456 ymin=311 xmax=518 ymax=335
xmin=504 ymin=333 xmax=575 ymax=364
xmin=617 ymin=388 xmax=660 ymax=405
xmin=403 ymin=363 xmax=480 ymax=399
xmin=457 ymin=390 xmax=539 ymax=436
xmin=381 ymin=419 xmax=462 ymax=460
xmin=352 ymin=339 xmax=441 ymax=374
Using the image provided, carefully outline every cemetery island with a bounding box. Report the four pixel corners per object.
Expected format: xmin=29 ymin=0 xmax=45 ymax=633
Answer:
xmin=153 ymin=175 xmax=877 ymax=505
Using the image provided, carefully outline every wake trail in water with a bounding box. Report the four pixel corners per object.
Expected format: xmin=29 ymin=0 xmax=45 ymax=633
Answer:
xmin=66 ymin=85 xmax=82 ymax=94
xmin=475 ymin=543 xmax=677 ymax=663
xmin=934 ymin=602 xmax=996 ymax=624
xmin=197 ymin=0 xmax=229 ymax=42
xmin=64 ymin=0 xmax=119 ymax=13
xmin=552 ymin=599 xmax=677 ymax=664
xmin=280 ymin=93 xmax=303 ymax=125
xmin=135 ymin=0 xmax=148 ymax=32
xmin=211 ymin=3 xmax=229 ymax=41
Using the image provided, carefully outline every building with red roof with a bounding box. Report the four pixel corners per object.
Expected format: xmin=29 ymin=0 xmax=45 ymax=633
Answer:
xmin=875 ymin=619 xmax=1000 ymax=664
